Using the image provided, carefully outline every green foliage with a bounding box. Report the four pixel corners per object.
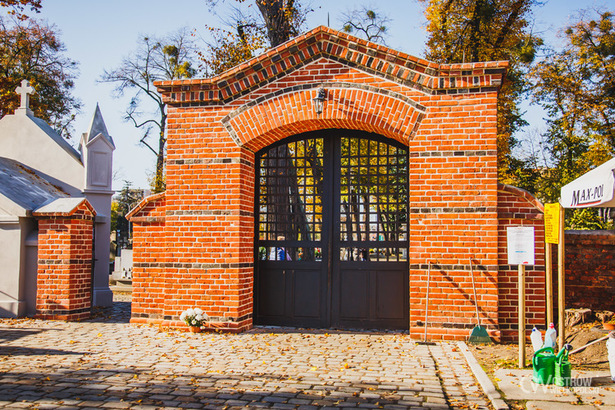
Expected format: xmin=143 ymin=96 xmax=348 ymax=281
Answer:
xmin=518 ymin=10 xmax=615 ymax=228
xmin=566 ymin=208 xmax=611 ymax=230
xmin=0 ymin=17 xmax=80 ymax=136
xmin=532 ymin=10 xmax=615 ymax=171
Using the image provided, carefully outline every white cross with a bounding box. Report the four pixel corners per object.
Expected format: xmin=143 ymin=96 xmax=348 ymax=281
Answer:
xmin=15 ymin=79 xmax=34 ymax=111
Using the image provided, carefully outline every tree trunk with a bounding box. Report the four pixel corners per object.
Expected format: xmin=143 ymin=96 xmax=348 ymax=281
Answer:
xmin=256 ymin=0 xmax=296 ymax=47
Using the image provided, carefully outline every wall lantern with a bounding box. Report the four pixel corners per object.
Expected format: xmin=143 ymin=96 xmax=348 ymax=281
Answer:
xmin=313 ymin=88 xmax=326 ymax=114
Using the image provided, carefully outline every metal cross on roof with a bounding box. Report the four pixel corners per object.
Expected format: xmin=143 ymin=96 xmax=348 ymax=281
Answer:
xmin=15 ymin=80 xmax=34 ymax=112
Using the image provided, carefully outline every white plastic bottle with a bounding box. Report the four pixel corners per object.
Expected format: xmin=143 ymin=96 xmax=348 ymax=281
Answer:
xmin=543 ymin=322 xmax=557 ymax=348
xmin=607 ymin=331 xmax=615 ymax=382
xmin=531 ymin=327 xmax=543 ymax=352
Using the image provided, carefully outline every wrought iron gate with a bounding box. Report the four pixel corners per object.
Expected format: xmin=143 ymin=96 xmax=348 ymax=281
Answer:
xmin=254 ymin=129 xmax=409 ymax=329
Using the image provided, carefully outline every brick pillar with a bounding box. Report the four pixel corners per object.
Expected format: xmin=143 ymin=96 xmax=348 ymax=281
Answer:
xmin=35 ymin=201 xmax=95 ymax=321
xmin=126 ymin=193 xmax=167 ymax=324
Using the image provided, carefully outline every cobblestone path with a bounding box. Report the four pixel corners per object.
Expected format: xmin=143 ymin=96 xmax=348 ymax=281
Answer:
xmin=0 ymin=297 xmax=490 ymax=409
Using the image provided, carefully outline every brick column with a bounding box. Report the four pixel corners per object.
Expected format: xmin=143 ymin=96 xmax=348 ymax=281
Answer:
xmin=126 ymin=193 xmax=167 ymax=324
xmin=34 ymin=201 xmax=95 ymax=321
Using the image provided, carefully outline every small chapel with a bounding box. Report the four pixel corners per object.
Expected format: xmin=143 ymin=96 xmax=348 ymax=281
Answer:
xmin=0 ymin=80 xmax=115 ymax=319
xmin=128 ymin=26 xmax=546 ymax=341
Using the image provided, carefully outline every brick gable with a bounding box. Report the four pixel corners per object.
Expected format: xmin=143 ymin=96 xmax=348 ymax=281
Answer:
xmin=126 ymin=27 xmax=546 ymax=340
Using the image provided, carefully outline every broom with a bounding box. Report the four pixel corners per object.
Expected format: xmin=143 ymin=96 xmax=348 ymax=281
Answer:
xmin=468 ymin=258 xmax=492 ymax=344
xmin=417 ymin=261 xmax=436 ymax=345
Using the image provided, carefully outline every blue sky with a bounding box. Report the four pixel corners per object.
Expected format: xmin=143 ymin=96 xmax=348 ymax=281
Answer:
xmin=6 ymin=0 xmax=614 ymax=189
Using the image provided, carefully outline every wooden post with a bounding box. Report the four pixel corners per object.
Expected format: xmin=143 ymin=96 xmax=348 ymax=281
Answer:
xmin=519 ymin=264 xmax=526 ymax=369
xmin=557 ymin=206 xmax=565 ymax=349
xmin=545 ymin=243 xmax=553 ymax=325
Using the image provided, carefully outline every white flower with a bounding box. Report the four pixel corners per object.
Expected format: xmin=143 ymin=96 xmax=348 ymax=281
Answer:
xmin=180 ymin=307 xmax=208 ymax=327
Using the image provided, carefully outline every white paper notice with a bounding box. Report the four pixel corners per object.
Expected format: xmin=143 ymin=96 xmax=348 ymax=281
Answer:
xmin=506 ymin=226 xmax=535 ymax=266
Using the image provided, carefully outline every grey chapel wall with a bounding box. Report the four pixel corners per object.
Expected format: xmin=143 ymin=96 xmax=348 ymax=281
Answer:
xmin=0 ymin=82 xmax=116 ymax=315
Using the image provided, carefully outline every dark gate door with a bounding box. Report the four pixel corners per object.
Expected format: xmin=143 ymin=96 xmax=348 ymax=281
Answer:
xmin=254 ymin=129 xmax=409 ymax=329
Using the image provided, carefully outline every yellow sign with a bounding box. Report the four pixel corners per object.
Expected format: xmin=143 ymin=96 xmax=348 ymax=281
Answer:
xmin=544 ymin=203 xmax=561 ymax=244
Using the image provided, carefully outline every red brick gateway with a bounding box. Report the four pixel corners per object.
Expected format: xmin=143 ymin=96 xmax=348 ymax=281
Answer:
xmin=127 ymin=26 xmax=546 ymax=341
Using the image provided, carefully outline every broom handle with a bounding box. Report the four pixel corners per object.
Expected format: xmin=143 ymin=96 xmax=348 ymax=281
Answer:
xmin=470 ymin=259 xmax=481 ymax=327
xmin=424 ymin=261 xmax=431 ymax=341
xmin=569 ymin=335 xmax=609 ymax=355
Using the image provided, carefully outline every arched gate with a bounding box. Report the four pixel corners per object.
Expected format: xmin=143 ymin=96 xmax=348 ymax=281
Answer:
xmin=255 ymin=129 xmax=409 ymax=329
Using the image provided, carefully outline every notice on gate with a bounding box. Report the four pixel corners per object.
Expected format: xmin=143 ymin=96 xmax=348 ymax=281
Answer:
xmin=507 ymin=226 xmax=535 ymax=265
xmin=544 ymin=203 xmax=561 ymax=244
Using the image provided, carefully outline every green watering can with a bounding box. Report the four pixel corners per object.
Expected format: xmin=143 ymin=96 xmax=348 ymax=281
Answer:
xmin=533 ymin=347 xmax=555 ymax=385
xmin=555 ymin=344 xmax=573 ymax=387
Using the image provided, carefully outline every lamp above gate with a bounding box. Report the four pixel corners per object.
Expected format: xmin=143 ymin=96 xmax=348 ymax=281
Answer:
xmin=313 ymin=88 xmax=326 ymax=114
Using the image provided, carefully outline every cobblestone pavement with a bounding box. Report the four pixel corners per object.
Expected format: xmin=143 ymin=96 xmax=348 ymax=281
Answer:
xmin=0 ymin=295 xmax=491 ymax=409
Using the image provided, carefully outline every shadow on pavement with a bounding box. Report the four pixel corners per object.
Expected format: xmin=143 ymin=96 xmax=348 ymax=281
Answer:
xmin=0 ymin=344 xmax=83 ymax=357
xmin=88 ymin=301 xmax=131 ymax=324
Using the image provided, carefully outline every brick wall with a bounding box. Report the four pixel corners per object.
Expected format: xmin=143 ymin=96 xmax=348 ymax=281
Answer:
xmin=128 ymin=26 xmax=524 ymax=338
xmin=497 ymin=184 xmax=545 ymax=341
xmin=34 ymin=201 xmax=95 ymax=321
xmin=127 ymin=193 xmax=166 ymax=323
xmin=558 ymin=230 xmax=615 ymax=312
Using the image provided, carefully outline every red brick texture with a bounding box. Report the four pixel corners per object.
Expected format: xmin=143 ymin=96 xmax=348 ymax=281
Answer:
xmin=127 ymin=26 xmax=549 ymax=339
xmin=555 ymin=231 xmax=615 ymax=313
xmin=126 ymin=193 xmax=167 ymax=322
xmin=34 ymin=200 xmax=96 ymax=321
xmin=497 ymin=184 xmax=546 ymax=341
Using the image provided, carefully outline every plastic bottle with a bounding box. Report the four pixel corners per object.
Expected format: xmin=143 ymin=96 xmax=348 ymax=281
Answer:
xmin=543 ymin=323 xmax=557 ymax=348
xmin=531 ymin=327 xmax=543 ymax=352
xmin=607 ymin=331 xmax=615 ymax=382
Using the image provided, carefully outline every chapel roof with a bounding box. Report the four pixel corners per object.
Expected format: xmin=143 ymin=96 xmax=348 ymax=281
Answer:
xmin=0 ymin=157 xmax=69 ymax=215
xmin=156 ymin=25 xmax=508 ymax=106
xmin=30 ymin=116 xmax=82 ymax=163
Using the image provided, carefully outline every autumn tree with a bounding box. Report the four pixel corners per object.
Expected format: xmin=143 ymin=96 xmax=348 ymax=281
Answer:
xmin=340 ymin=6 xmax=391 ymax=44
xmin=0 ymin=0 xmax=42 ymax=20
xmin=526 ymin=10 xmax=615 ymax=228
xmin=199 ymin=20 xmax=267 ymax=76
xmin=419 ymin=0 xmax=542 ymax=183
xmin=100 ymin=29 xmax=197 ymax=193
xmin=202 ymin=0 xmax=309 ymax=70
xmin=0 ymin=17 xmax=80 ymax=136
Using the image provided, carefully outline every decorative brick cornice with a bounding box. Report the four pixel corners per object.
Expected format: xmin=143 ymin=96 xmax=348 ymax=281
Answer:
xmin=155 ymin=26 xmax=508 ymax=106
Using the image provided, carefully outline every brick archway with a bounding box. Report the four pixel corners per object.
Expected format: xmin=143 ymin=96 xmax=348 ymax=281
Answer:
xmin=129 ymin=26 xmax=514 ymax=339
xmin=222 ymin=83 xmax=425 ymax=152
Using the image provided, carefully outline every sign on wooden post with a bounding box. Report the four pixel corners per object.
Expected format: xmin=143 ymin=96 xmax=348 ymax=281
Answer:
xmin=544 ymin=203 xmax=560 ymax=244
xmin=544 ymin=203 xmax=561 ymax=326
xmin=507 ymin=226 xmax=535 ymax=369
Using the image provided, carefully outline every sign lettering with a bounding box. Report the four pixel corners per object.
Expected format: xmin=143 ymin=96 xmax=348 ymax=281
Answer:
xmin=570 ymin=184 xmax=605 ymax=206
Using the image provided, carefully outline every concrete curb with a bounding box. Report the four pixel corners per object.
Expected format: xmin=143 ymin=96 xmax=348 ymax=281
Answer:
xmin=458 ymin=341 xmax=509 ymax=410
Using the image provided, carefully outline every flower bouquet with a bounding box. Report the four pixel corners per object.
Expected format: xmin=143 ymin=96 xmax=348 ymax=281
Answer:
xmin=180 ymin=307 xmax=208 ymax=332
